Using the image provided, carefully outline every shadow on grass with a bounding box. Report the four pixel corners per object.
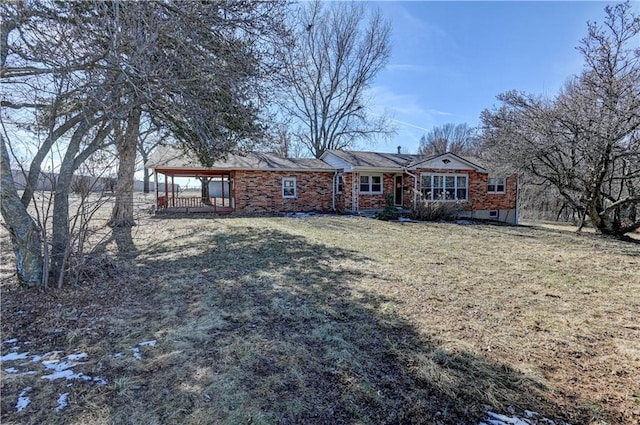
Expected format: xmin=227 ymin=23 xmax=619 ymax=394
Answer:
xmin=42 ymin=224 xmax=581 ymax=424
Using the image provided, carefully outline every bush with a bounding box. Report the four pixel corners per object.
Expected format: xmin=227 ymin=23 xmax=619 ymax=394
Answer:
xmin=375 ymin=193 xmax=401 ymax=221
xmin=410 ymin=191 xmax=468 ymax=221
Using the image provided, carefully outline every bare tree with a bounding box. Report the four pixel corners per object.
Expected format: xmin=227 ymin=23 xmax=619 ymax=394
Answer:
xmin=481 ymin=2 xmax=639 ymax=238
xmin=417 ymin=123 xmax=480 ymax=156
xmin=1 ymin=3 xmax=117 ymax=285
xmin=1 ymin=0 xmax=291 ymax=287
xmin=280 ymin=1 xmax=395 ymax=158
xmin=136 ymin=116 xmax=170 ymax=194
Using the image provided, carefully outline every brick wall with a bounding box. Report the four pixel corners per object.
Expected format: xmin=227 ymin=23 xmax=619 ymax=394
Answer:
xmin=234 ymin=170 xmax=334 ymax=214
xmin=339 ymin=172 xmax=402 ymax=211
xmin=412 ymin=168 xmax=517 ymax=211
xmin=231 ymin=168 xmax=516 ymax=215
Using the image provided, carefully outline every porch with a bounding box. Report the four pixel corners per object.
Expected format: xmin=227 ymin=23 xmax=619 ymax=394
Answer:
xmin=154 ymin=168 xmax=235 ymax=214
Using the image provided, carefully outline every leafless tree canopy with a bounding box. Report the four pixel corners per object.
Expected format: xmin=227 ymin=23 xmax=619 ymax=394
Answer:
xmin=417 ymin=123 xmax=481 ymax=156
xmin=280 ymin=1 xmax=395 ymax=158
xmin=1 ymin=0 xmax=290 ymax=286
xmin=481 ymin=2 xmax=640 ymax=237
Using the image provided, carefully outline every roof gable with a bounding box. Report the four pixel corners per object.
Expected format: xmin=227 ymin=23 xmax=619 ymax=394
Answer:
xmin=408 ymin=152 xmax=487 ymax=172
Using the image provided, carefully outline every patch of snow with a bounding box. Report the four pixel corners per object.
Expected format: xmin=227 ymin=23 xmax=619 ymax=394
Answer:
xmin=113 ymin=352 xmax=125 ymax=358
xmin=16 ymin=387 xmax=31 ymax=412
xmin=138 ymin=340 xmax=156 ymax=347
xmin=485 ymin=410 xmax=531 ymax=424
xmin=5 ymin=367 xmax=19 ymax=373
xmin=54 ymin=393 xmax=69 ymax=412
xmin=0 ymin=351 xmax=29 ymax=361
xmin=31 ymin=350 xmax=63 ymax=363
xmin=92 ymin=376 xmax=108 ymax=385
xmin=482 ymin=409 xmax=567 ymax=425
xmin=65 ymin=353 xmax=88 ymax=361
xmin=3 ymin=338 xmax=18 ymax=344
xmin=42 ymin=360 xmax=75 ymax=373
xmin=131 ymin=347 xmax=142 ymax=360
xmin=41 ymin=369 xmax=85 ymax=381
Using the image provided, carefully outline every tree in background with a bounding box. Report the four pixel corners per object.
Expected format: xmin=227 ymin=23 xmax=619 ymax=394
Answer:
xmin=136 ymin=116 xmax=170 ymax=194
xmin=280 ymin=0 xmax=395 ymax=158
xmin=417 ymin=123 xmax=481 ymax=156
xmin=481 ymin=2 xmax=639 ymax=238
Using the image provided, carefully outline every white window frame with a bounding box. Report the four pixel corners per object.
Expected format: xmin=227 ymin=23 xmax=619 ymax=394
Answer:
xmin=336 ymin=174 xmax=343 ymax=194
xmin=488 ymin=177 xmax=506 ymax=194
xmin=489 ymin=210 xmax=499 ymax=218
xmin=282 ymin=177 xmax=297 ymax=199
xmin=359 ymin=174 xmax=383 ymax=194
xmin=420 ymin=173 xmax=468 ymax=201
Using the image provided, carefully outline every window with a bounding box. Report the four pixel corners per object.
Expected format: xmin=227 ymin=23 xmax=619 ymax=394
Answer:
xmin=488 ymin=177 xmax=506 ymax=193
xmin=359 ymin=174 xmax=382 ymax=194
xmin=420 ymin=174 xmax=468 ymax=201
xmin=336 ymin=175 xmax=343 ymax=194
xmin=282 ymin=177 xmax=296 ymax=198
xmin=489 ymin=210 xmax=499 ymax=218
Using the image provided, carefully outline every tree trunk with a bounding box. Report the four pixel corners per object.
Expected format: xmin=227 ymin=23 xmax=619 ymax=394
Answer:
xmin=50 ymin=145 xmax=77 ymax=286
xmin=110 ymin=107 xmax=141 ymax=228
xmin=200 ymin=177 xmax=212 ymax=205
xmin=585 ymin=198 xmax=626 ymax=237
xmin=143 ymin=167 xmax=150 ymax=194
xmin=0 ymin=136 xmax=44 ymax=287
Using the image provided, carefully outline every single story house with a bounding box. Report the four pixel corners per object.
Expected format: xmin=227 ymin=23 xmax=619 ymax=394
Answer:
xmin=146 ymin=146 xmax=518 ymax=223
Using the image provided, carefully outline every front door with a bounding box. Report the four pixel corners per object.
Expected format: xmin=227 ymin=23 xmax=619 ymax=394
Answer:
xmin=394 ymin=175 xmax=403 ymax=206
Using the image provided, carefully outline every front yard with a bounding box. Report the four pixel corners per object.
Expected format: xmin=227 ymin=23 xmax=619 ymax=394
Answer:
xmin=1 ymin=214 xmax=638 ymax=424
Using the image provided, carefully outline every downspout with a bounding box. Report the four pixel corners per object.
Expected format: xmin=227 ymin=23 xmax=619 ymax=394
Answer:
xmin=332 ymin=170 xmax=337 ymax=212
xmin=404 ymin=169 xmax=418 ymax=209
xmin=515 ymin=173 xmax=520 ymax=225
xmin=353 ymin=171 xmax=359 ymax=213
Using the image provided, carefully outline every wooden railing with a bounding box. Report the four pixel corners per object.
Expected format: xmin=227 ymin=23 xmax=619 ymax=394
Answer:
xmin=156 ymin=196 xmax=233 ymax=211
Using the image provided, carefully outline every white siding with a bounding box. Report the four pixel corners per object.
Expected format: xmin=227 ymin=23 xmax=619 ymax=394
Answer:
xmin=410 ymin=154 xmax=476 ymax=170
xmin=321 ymin=152 xmax=353 ymax=172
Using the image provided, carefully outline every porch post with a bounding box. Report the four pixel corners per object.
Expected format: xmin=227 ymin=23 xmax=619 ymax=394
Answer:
xmin=164 ymin=173 xmax=168 ymax=207
xmin=171 ymin=175 xmax=175 ymax=207
xmin=233 ymin=171 xmax=236 ymax=210
xmin=154 ymin=170 xmax=159 ymax=209
xmin=222 ymin=174 xmax=226 ymax=207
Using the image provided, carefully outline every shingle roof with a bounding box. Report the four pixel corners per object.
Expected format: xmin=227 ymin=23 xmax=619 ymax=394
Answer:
xmin=324 ymin=150 xmax=432 ymax=168
xmin=146 ymin=146 xmax=333 ymax=171
xmin=324 ymin=149 xmax=488 ymax=171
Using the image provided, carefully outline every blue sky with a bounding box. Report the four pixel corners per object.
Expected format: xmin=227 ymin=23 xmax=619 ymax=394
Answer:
xmin=362 ymin=1 xmax=629 ymax=154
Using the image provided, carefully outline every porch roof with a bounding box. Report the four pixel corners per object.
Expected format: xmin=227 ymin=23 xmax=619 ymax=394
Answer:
xmin=147 ymin=146 xmax=334 ymax=173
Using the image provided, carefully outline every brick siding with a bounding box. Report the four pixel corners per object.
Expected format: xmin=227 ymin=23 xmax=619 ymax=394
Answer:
xmin=234 ymin=170 xmax=334 ymax=214
xmin=339 ymin=169 xmax=516 ymax=213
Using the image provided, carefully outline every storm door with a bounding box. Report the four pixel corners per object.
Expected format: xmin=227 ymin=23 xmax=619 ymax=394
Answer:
xmin=394 ymin=175 xmax=403 ymax=206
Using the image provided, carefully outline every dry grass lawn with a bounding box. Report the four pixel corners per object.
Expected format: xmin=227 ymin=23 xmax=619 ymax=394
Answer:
xmin=1 ymin=206 xmax=639 ymax=424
